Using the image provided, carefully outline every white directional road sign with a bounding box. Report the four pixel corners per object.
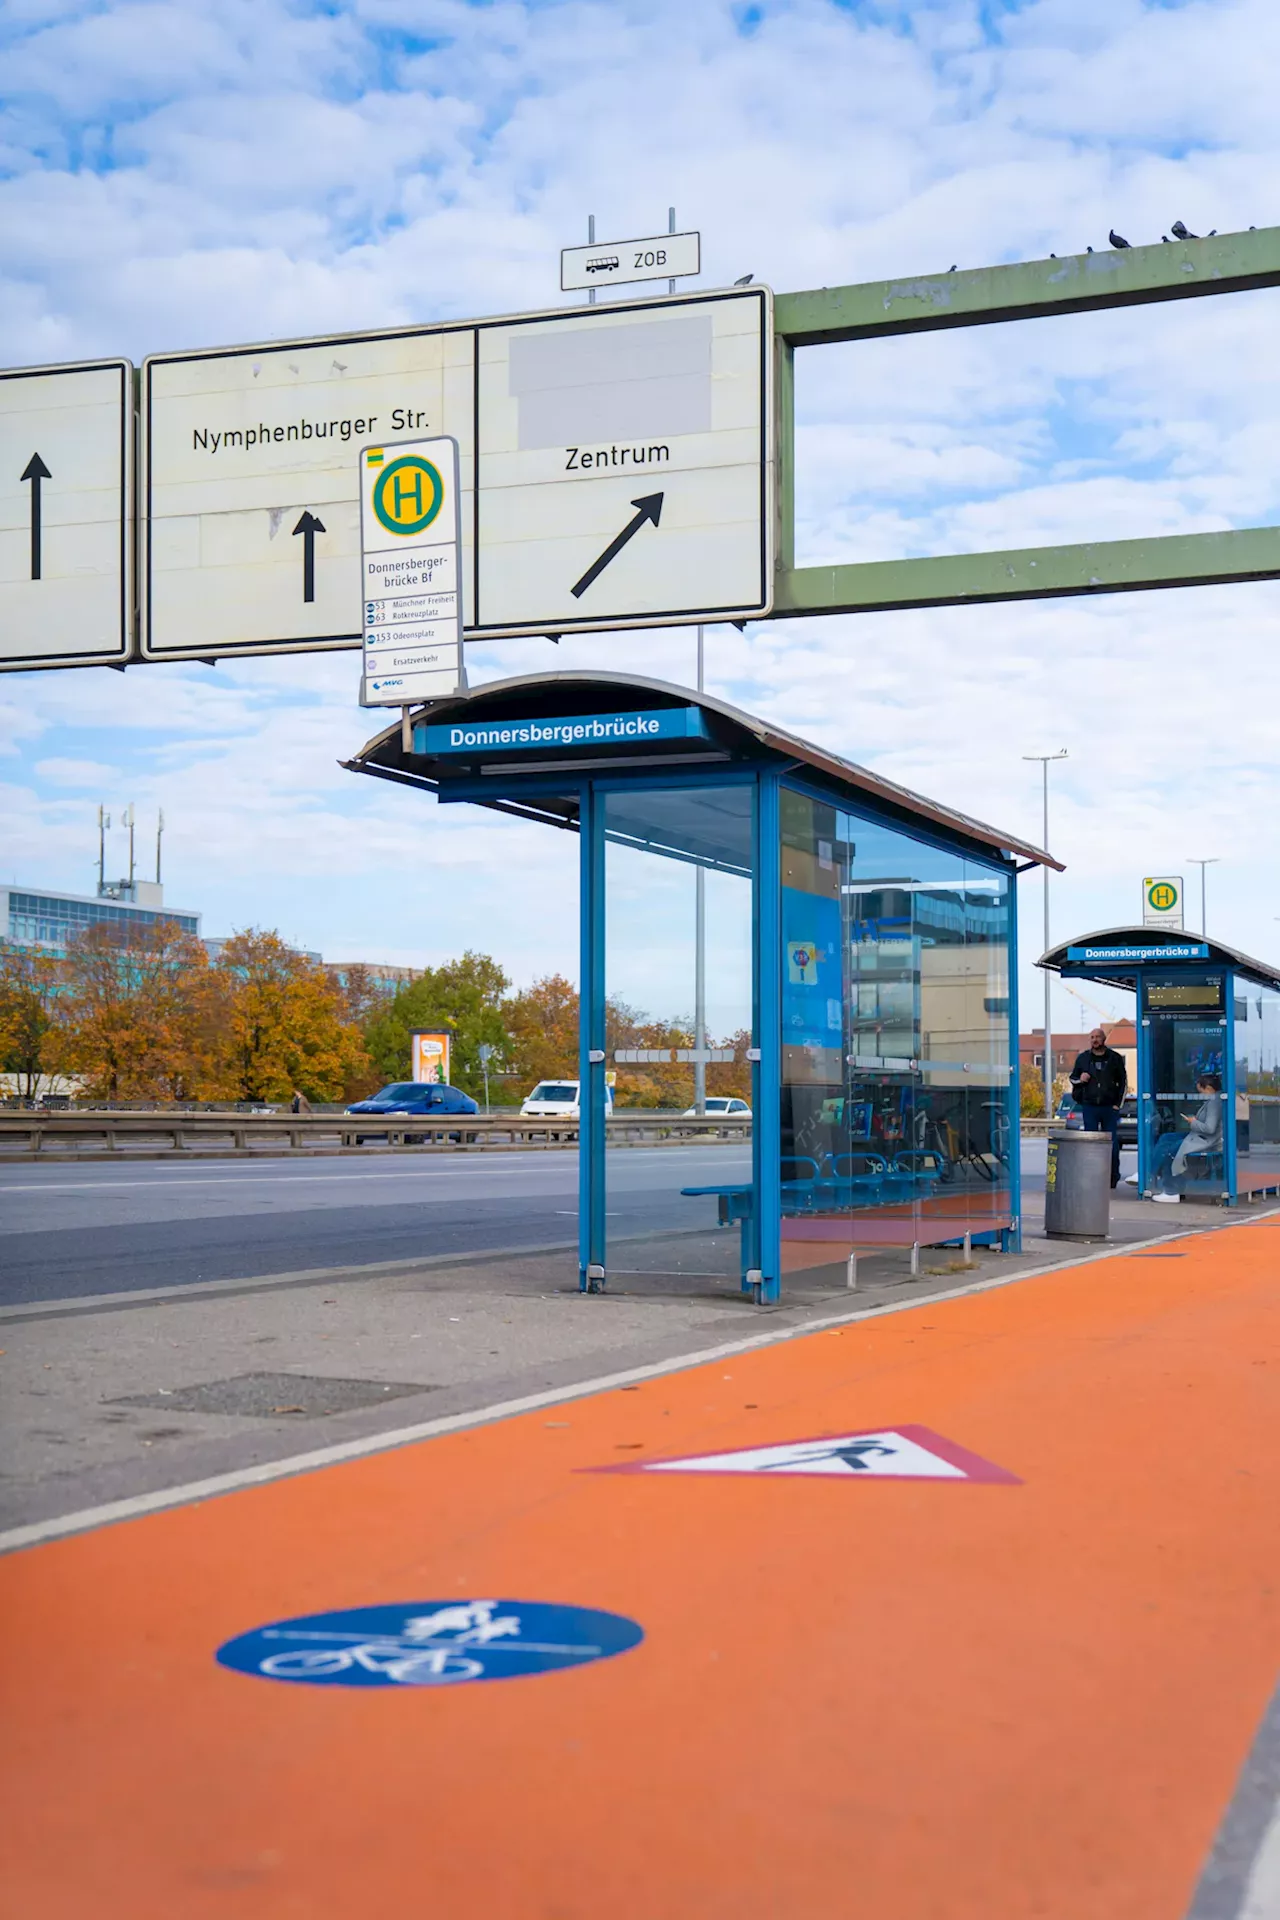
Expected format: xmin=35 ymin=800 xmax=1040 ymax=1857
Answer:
xmin=560 ymin=230 xmax=701 ymax=293
xmin=474 ymin=287 xmax=772 ymax=634
xmin=142 ymin=325 xmax=474 ymax=661
xmin=129 ymin=287 xmax=772 ymax=661
xmin=360 ymin=435 xmax=464 ymax=705
xmin=1 ymin=360 xmax=132 ymax=670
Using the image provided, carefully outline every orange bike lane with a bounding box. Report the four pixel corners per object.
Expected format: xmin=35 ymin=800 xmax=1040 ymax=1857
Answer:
xmin=2 ymin=1217 xmax=1278 ymax=1920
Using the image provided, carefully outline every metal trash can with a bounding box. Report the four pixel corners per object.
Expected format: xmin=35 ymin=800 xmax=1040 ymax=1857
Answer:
xmin=1044 ymin=1129 xmax=1111 ymax=1241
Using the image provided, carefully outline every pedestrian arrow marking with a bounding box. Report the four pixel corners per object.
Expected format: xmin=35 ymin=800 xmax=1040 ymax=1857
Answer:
xmin=292 ymin=510 xmax=326 ymax=603
xmin=20 ymin=452 xmax=51 ymax=581
xmin=590 ymin=1425 xmax=1019 ymax=1483
xmin=570 ymin=492 xmax=663 ymax=599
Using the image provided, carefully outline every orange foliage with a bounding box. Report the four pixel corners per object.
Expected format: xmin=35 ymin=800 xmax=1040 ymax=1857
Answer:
xmin=209 ymin=929 xmax=371 ymax=1104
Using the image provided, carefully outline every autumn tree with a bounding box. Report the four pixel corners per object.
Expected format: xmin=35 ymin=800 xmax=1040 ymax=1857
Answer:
xmin=328 ymin=962 xmax=397 ymax=1029
xmin=0 ymin=941 xmax=63 ymax=1099
xmin=499 ymin=976 xmax=751 ymax=1108
xmin=501 ymin=973 xmax=579 ymax=1092
xmin=48 ymin=920 xmax=222 ymax=1102
xmin=365 ymin=951 xmax=510 ymax=1096
xmin=211 ymin=930 xmax=371 ymax=1103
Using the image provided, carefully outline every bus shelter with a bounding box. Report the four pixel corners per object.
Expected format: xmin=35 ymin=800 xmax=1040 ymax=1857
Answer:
xmin=1040 ymin=930 xmax=1280 ymax=1206
xmin=347 ymin=673 xmax=1057 ymax=1303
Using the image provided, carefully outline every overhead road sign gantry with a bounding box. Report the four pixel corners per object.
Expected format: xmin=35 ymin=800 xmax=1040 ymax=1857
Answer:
xmin=6 ymin=225 xmax=1278 ymax=675
xmin=770 ymin=225 xmax=1280 ymax=615
xmin=1 ymin=359 xmax=132 ymax=670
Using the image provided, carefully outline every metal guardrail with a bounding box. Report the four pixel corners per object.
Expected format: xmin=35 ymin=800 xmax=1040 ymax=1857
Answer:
xmin=0 ymin=1110 xmax=752 ymax=1158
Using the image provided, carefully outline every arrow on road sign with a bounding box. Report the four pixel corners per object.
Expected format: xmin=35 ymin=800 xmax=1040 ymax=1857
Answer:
xmin=570 ymin=492 xmax=664 ymax=600
xmin=292 ymin=510 xmax=326 ymax=603
xmin=20 ymin=453 xmax=51 ymax=581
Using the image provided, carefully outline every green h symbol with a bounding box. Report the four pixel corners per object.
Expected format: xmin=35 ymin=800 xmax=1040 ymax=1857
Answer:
xmin=393 ymin=468 xmax=424 ymax=518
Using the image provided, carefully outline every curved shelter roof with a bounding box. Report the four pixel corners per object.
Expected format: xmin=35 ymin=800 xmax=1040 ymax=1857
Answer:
xmin=344 ymin=670 xmax=1060 ymax=871
xmin=1040 ymin=925 xmax=1280 ymax=993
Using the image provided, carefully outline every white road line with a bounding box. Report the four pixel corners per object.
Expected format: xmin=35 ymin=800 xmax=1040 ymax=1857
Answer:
xmin=0 ymin=1168 xmax=577 ymax=1193
xmin=0 ymin=1150 xmax=739 ymax=1195
xmin=1240 ymin=1801 xmax=1280 ymax=1919
xmin=4 ymin=1215 xmax=1266 ymax=1556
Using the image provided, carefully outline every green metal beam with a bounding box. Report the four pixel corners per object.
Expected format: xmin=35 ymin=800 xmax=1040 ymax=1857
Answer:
xmin=774 ymin=226 xmax=1280 ymax=346
xmin=774 ymin=526 xmax=1280 ymax=620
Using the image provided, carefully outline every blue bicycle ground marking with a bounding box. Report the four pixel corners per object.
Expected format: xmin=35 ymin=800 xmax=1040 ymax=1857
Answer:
xmin=216 ymin=1599 xmax=645 ymax=1688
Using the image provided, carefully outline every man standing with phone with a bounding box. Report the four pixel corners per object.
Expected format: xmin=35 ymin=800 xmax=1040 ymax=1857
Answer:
xmin=1069 ymin=1027 xmax=1128 ymax=1188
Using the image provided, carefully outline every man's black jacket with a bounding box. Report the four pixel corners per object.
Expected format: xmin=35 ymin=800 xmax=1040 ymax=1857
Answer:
xmin=1069 ymin=1046 xmax=1127 ymax=1109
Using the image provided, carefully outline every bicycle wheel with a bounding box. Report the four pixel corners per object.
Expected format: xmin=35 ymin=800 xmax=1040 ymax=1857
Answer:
xmin=260 ymin=1647 xmax=352 ymax=1677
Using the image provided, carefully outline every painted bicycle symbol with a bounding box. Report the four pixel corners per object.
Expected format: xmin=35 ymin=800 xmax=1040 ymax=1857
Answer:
xmin=217 ymin=1598 xmax=644 ymax=1689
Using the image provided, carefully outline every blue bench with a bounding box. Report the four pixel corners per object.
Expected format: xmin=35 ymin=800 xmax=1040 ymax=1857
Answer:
xmin=680 ymin=1181 xmax=755 ymax=1270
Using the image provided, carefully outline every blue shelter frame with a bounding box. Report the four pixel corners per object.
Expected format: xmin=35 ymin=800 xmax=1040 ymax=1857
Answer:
xmin=347 ymin=673 xmax=1056 ymax=1303
xmin=1040 ymin=929 xmax=1280 ymax=1206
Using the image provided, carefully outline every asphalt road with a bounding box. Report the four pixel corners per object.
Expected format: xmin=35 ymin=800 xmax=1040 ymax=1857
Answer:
xmin=0 ymin=1145 xmax=752 ymax=1307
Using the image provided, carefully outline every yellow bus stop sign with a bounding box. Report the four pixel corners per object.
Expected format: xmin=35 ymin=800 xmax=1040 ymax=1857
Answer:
xmin=370 ymin=454 xmax=445 ymax=537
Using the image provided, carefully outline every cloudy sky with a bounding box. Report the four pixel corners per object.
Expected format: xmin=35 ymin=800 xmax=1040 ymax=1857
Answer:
xmin=2 ymin=0 xmax=1278 ymax=1032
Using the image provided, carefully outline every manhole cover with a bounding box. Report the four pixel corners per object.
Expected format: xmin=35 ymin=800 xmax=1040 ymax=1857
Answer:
xmin=108 ymin=1372 xmax=435 ymax=1419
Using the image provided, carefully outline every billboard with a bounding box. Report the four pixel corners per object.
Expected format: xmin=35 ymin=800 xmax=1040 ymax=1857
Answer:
xmin=411 ymin=1031 xmax=451 ymax=1084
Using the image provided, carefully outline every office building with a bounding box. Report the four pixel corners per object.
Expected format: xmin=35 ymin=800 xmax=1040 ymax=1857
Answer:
xmin=1 ymin=882 xmax=201 ymax=954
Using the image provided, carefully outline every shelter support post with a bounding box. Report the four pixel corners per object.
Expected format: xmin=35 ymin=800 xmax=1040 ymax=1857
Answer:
xmin=1007 ymin=857 xmax=1023 ymax=1251
xmin=754 ymin=771 xmax=782 ymax=1305
xmin=578 ymin=783 xmax=607 ymax=1291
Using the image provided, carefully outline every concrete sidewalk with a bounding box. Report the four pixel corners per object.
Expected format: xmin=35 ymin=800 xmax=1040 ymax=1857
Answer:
xmin=2 ymin=1181 xmax=1273 ymax=1537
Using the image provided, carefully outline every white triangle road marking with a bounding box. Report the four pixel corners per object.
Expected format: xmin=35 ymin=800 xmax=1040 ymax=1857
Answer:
xmin=594 ymin=1425 xmax=1019 ymax=1483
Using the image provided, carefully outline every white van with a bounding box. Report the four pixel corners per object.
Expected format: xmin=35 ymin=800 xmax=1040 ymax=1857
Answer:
xmin=520 ymin=1079 xmax=614 ymax=1119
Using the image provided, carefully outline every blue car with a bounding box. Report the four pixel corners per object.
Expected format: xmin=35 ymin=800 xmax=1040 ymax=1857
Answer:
xmin=346 ymin=1081 xmax=478 ymax=1143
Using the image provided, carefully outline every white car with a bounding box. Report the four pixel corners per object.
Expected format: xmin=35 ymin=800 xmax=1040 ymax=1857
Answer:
xmin=520 ymin=1080 xmax=614 ymax=1119
xmin=681 ymin=1097 xmax=752 ymax=1118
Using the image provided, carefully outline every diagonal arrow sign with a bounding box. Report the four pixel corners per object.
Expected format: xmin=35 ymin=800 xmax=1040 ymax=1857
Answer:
xmin=570 ymin=491 xmax=663 ymax=600
xmin=292 ymin=510 xmax=326 ymax=603
xmin=21 ymin=453 xmax=52 ymax=581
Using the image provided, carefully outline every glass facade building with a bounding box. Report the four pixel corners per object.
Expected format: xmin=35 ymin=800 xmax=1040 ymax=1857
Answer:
xmin=349 ymin=674 xmax=1053 ymax=1304
xmin=2 ymin=887 xmax=201 ymax=952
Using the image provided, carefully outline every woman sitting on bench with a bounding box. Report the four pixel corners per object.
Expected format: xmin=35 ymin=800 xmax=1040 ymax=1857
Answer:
xmin=1151 ymin=1074 xmax=1222 ymax=1200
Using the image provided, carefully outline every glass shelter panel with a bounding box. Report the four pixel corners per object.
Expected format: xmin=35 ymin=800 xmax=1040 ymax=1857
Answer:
xmin=1139 ymin=974 xmax=1230 ymax=1199
xmin=1234 ymin=978 xmax=1280 ymax=1196
xmin=603 ymin=783 xmax=755 ymax=1281
xmin=778 ymin=787 xmax=1014 ymax=1278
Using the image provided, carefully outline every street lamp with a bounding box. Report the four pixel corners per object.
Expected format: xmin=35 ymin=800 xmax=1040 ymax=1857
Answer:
xmin=693 ymin=624 xmax=707 ymax=1115
xmin=1186 ymin=857 xmax=1220 ymax=936
xmin=1023 ymin=750 xmax=1069 ymax=1121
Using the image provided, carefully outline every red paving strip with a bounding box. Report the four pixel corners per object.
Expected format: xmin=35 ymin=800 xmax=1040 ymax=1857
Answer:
xmin=1 ymin=1218 xmax=1277 ymax=1919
